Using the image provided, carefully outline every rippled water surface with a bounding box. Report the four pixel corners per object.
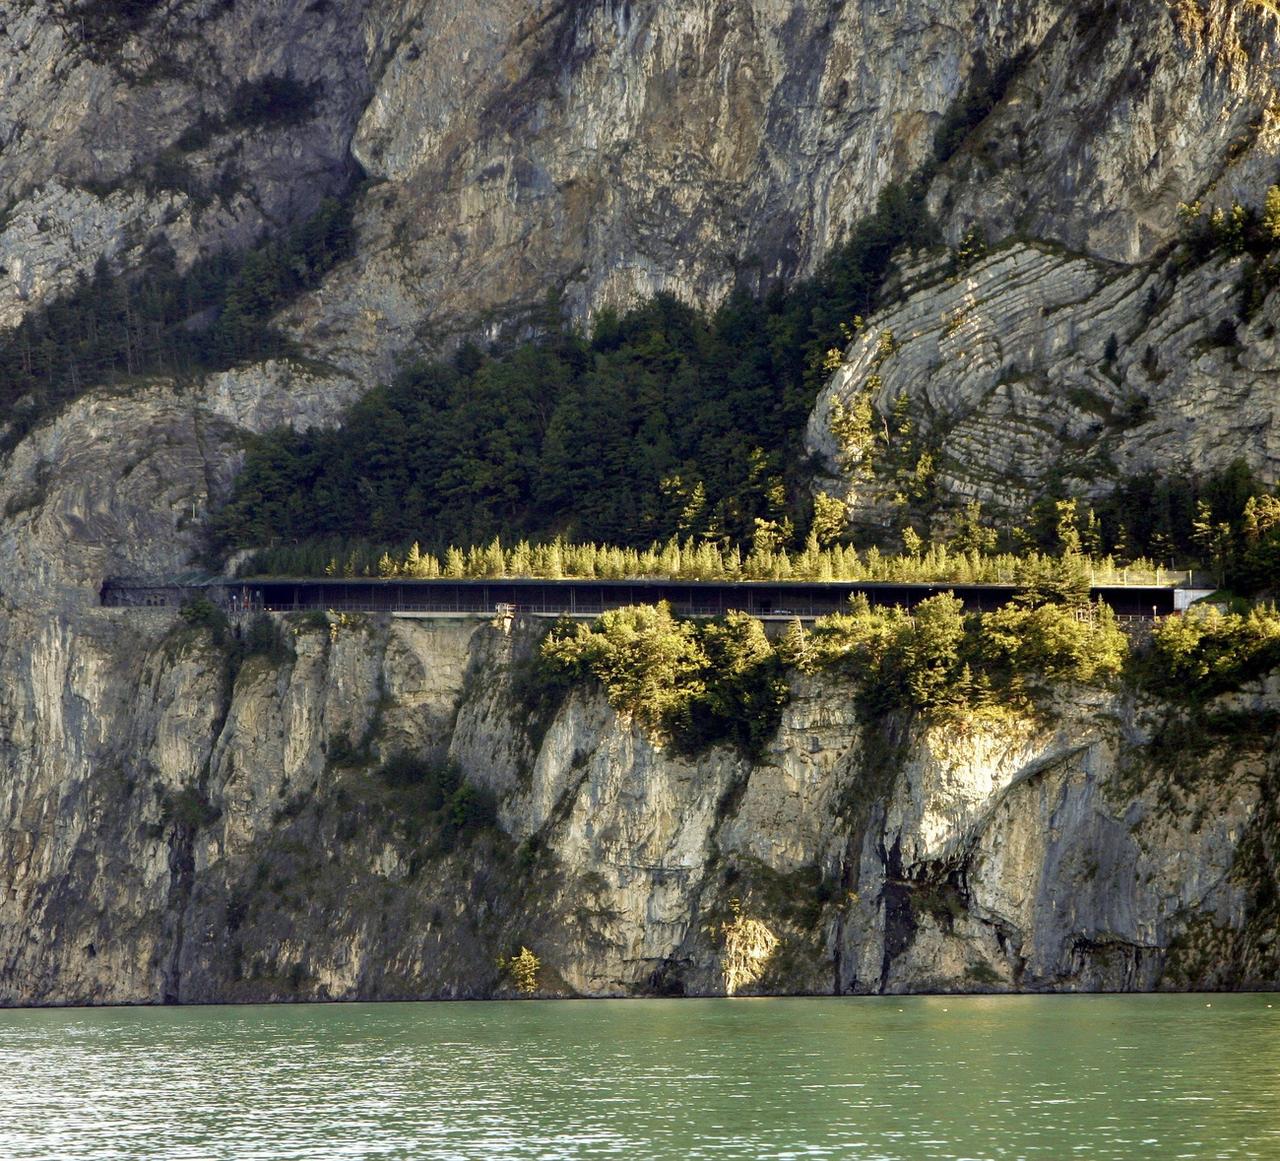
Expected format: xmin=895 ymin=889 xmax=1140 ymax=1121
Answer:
xmin=2 ymin=995 xmax=1278 ymax=1159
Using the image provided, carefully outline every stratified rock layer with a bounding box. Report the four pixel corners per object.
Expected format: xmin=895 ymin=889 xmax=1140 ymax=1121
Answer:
xmin=807 ymin=243 xmax=1280 ymax=521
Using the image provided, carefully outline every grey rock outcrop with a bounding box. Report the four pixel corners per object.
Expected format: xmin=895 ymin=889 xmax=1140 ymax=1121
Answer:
xmin=0 ymin=360 xmax=360 ymax=605
xmin=808 ymin=242 xmax=1280 ymax=521
xmin=1 ymin=605 xmax=1273 ymax=1005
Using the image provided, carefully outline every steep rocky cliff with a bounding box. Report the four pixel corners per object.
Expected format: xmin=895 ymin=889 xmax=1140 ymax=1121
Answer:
xmin=3 ymin=0 xmax=1280 ymax=1003
xmin=1 ymin=602 xmax=1275 ymax=1004
xmin=7 ymin=1 xmax=1275 ymax=381
xmin=805 ymin=0 xmax=1280 ymax=520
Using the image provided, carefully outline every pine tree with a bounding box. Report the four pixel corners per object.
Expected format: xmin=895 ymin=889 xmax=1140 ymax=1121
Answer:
xmin=510 ymin=540 xmax=533 ymax=576
xmin=810 ymin=491 xmax=848 ymax=548
xmin=779 ymin=617 xmax=811 ymax=670
xmin=1265 ymin=185 xmax=1280 ymax=243
xmin=546 ymin=539 xmax=564 ymax=579
xmin=1055 ymin=499 xmax=1082 ymax=556
xmin=406 ymin=541 xmax=429 ymax=578
xmin=484 ymin=537 xmax=505 ymax=576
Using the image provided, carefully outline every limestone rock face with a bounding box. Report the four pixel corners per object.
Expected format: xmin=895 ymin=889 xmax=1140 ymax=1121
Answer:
xmin=928 ymin=0 xmax=1280 ymax=263
xmin=0 ymin=0 xmax=369 ymax=326
xmin=802 ymin=1 xmax=1280 ymax=515
xmin=0 ymin=361 xmax=360 ymax=605
xmin=2 ymin=1 xmax=1277 ymax=454
xmin=1 ymin=604 xmax=1273 ymax=1005
xmin=808 ymin=243 xmax=1280 ymax=521
xmin=309 ymin=0 xmax=1061 ymax=377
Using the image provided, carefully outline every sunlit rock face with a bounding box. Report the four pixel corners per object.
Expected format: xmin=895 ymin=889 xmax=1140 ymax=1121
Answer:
xmin=807 ymin=243 xmax=1280 ymax=523
xmin=0 ymin=606 xmax=1273 ymax=1004
xmin=804 ymin=0 xmax=1280 ymax=516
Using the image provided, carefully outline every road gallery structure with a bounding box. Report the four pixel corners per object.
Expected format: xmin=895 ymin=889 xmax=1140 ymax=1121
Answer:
xmin=100 ymin=577 xmax=1184 ymax=620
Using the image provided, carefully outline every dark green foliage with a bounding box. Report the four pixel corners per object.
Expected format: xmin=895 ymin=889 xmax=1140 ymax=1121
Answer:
xmin=0 ymin=197 xmax=355 ymax=452
xmin=180 ymin=601 xmax=294 ymax=671
xmin=671 ymin=613 xmax=790 ymax=759
xmin=373 ymin=754 xmax=498 ymax=851
xmin=932 ymin=50 xmax=1030 ymax=164
xmin=1179 ymin=201 xmax=1270 ymax=266
xmin=447 ymin=782 xmax=497 ymax=834
xmin=294 ymin=610 xmax=332 ymax=631
xmin=1087 ymin=458 xmax=1280 ymax=596
xmin=160 ymin=785 xmax=220 ymax=830
xmin=240 ymin=613 xmax=290 ymax=663
xmin=806 ymin=593 xmax=1129 ymax=718
xmin=325 ymin=732 xmax=363 ymax=768
xmin=1140 ymin=605 xmax=1280 ymax=700
xmin=509 ymin=627 xmax=579 ymax=752
xmin=515 ymin=834 xmax=547 ymax=871
xmin=1173 ymin=188 xmax=1280 ymax=323
xmin=378 ymin=752 xmax=451 ymax=797
xmin=1239 ymin=257 xmax=1280 ymax=322
xmin=541 ymin=605 xmax=789 ymax=758
xmin=216 ymin=295 xmax=795 ymax=549
xmin=179 ymin=596 xmax=230 ymax=639
xmin=225 ymin=74 xmax=321 ymax=130
xmin=1011 ymin=552 xmax=1092 ymax=608
xmin=1095 ymin=460 xmax=1267 ymax=576
xmin=215 ymin=181 xmax=936 ymax=555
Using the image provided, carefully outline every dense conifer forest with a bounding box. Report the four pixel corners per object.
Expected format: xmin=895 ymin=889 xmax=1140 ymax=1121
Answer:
xmin=0 ymin=196 xmax=354 ymax=451
xmin=211 ymin=185 xmax=1280 ymax=593
xmin=3 ymin=162 xmax=1280 ymax=597
xmin=212 ymin=180 xmax=933 ymax=558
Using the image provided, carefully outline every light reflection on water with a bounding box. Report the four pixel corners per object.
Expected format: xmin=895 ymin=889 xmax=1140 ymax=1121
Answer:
xmin=1 ymin=994 xmax=1277 ymax=1160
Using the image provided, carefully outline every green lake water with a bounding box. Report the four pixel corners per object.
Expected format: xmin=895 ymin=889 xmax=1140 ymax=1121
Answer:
xmin=1 ymin=994 xmax=1277 ymax=1159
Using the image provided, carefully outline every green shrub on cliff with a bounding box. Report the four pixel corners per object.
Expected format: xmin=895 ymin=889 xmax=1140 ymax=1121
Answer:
xmin=1144 ymin=604 xmax=1280 ymax=698
xmin=805 ymin=592 xmax=1129 ymax=717
xmin=804 ymin=593 xmax=973 ymax=714
xmin=372 ymin=753 xmax=497 ymax=852
xmin=540 ymin=604 xmax=787 ymax=757
xmin=542 ymin=602 xmax=706 ymax=721
xmin=671 ymin=612 xmax=788 ymax=757
xmin=977 ymin=601 xmax=1128 ymax=687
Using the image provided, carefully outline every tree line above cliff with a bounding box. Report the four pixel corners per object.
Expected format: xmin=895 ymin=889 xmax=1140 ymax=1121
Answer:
xmin=211 ymin=178 xmax=1280 ymax=596
xmin=210 ymin=178 xmax=934 ymax=558
xmin=530 ymin=594 xmax=1280 ymax=758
